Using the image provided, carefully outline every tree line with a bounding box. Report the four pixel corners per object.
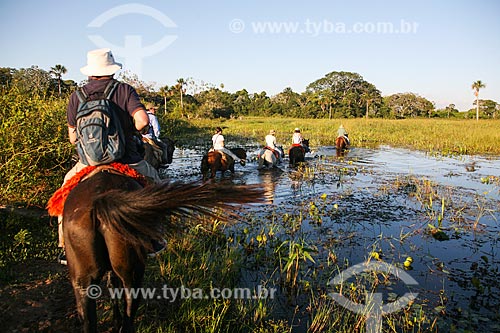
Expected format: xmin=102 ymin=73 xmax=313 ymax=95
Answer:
xmin=1 ymin=66 xmax=497 ymax=120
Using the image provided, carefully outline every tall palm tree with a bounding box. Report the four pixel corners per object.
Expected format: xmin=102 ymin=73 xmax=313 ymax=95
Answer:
xmin=50 ymin=64 xmax=67 ymax=96
xmin=471 ymin=80 xmax=486 ymax=121
xmin=176 ymin=78 xmax=186 ymax=110
xmin=159 ymin=85 xmax=171 ymax=114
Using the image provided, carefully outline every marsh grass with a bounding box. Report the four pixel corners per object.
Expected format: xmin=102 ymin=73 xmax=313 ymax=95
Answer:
xmin=171 ymin=117 xmax=500 ymax=156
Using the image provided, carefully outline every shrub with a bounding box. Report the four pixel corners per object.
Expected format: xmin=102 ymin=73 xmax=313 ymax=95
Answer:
xmin=0 ymin=88 xmax=72 ymax=206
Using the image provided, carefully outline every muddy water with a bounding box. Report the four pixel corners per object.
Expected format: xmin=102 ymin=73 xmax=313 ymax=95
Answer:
xmin=167 ymin=143 xmax=500 ymax=330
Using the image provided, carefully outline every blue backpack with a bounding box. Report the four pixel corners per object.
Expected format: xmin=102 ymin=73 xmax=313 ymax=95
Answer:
xmin=75 ymin=80 xmax=126 ymax=166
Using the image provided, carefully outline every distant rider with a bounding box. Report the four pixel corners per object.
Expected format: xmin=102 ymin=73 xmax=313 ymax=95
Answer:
xmin=142 ymin=102 xmax=170 ymax=166
xmin=264 ymin=129 xmax=283 ymax=159
xmin=292 ymin=128 xmax=310 ymax=153
xmin=337 ymin=124 xmax=350 ymax=145
xmin=211 ymin=127 xmax=245 ymax=165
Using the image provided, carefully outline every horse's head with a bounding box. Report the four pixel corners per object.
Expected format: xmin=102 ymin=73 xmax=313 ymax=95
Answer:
xmin=201 ymin=154 xmax=210 ymax=176
xmin=162 ymin=137 xmax=176 ymax=164
xmin=231 ymin=148 xmax=247 ymax=160
xmin=302 ymin=139 xmax=309 ymax=147
xmin=276 ymin=146 xmax=284 ymax=157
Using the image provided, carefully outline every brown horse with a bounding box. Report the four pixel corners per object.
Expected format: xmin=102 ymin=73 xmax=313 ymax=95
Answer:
xmin=61 ymin=168 xmax=264 ymax=332
xmin=288 ymin=139 xmax=309 ymax=166
xmin=335 ymin=136 xmax=349 ymax=157
xmin=143 ymin=137 xmax=176 ymax=170
xmin=200 ymin=148 xmax=247 ymax=179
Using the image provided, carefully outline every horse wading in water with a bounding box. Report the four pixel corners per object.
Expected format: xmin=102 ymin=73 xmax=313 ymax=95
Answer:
xmin=143 ymin=137 xmax=176 ymax=174
xmin=47 ymin=164 xmax=264 ymax=333
xmin=335 ymin=136 xmax=349 ymax=157
xmin=288 ymin=139 xmax=309 ymax=166
xmin=258 ymin=146 xmax=283 ymax=169
xmin=201 ymin=148 xmax=247 ymax=179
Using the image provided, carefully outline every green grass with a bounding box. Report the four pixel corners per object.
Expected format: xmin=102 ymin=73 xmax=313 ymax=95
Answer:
xmin=0 ymin=208 xmax=58 ymax=284
xmin=166 ymin=117 xmax=500 ymax=156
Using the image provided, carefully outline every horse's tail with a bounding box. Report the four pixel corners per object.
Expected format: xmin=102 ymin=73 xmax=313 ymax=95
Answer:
xmin=92 ymin=181 xmax=265 ymax=250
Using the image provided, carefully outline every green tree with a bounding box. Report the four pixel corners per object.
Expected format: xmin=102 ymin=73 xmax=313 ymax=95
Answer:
xmin=118 ymin=70 xmax=155 ymax=98
xmin=196 ymin=88 xmax=233 ymax=118
xmin=272 ymin=87 xmax=302 ymax=117
xmin=385 ymin=93 xmax=434 ymax=118
xmin=360 ymin=83 xmax=382 ymax=119
xmin=471 ymin=80 xmax=486 ymax=121
xmin=231 ymin=89 xmax=251 ymax=116
xmin=0 ymin=67 xmax=14 ymax=90
xmin=479 ymin=99 xmax=498 ymax=119
xmin=249 ymin=91 xmax=272 ymax=116
xmin=306 ymin=71 xmax=382 ymax=118
xmin=12 ymin=66 xmax=52 ymax=97
xmin=159 ymin=85 xmax=173 ymax=114
xmin=176 ymin=78 xmax=186 ymax=111
xmin=444 ymin=103 xmax=458 ymax=118
xmin=50 ymin=64 xmax=67 ymax=96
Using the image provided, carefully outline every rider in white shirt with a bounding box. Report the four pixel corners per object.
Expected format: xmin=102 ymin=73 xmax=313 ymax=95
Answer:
xmin=292 ymin=128 xmax=304 ymax=144
xmin=292 ymin=128 xmax=310 ymax=152
xmin=265 ymin=129 xmax=283 ymax=158
xmin=337 ymin=124 xmax=350 ymax=144
xmin=212 ymin=127 xmax=245 ymax=165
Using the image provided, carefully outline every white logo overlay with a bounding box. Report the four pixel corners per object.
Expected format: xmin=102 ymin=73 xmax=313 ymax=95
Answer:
xmin=328 ymin=261 xmax=419 ymax=333
xmin=87 ymin=3 xmax=177 ymax=76
xmin=85 ymin=284 xmax=277 ymax=302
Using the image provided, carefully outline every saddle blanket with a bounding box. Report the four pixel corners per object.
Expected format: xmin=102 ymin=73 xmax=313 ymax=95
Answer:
xmin=47 ymin=163 xmax=146 ymax=217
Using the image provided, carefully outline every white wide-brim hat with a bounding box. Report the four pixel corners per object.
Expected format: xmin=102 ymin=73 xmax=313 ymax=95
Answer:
xmin=80 ymin=48 xmax=122 ymax=76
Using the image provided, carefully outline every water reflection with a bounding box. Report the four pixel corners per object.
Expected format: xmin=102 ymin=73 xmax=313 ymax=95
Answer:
xmin=256 ymin=168 xmax=283 ymax=203
xmin=167 ymin=143 xmax=500 ymax=331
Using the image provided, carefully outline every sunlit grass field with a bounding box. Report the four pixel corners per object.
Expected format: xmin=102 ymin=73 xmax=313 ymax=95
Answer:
xmin=169 ymin=117 xmax=500 ymax=156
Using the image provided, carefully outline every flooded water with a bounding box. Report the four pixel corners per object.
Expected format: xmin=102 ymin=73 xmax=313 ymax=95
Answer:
xmin=166 ymin=143 xmax=500 ymax=331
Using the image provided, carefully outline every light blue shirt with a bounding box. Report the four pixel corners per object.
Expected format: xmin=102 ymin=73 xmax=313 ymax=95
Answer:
xmin=144 ymin=112 xmax=160 ymax=139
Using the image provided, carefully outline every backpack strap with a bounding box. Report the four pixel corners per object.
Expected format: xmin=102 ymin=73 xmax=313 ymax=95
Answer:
xmin=104 ymin=80 xmax=120 ymax=100
xmin=75 ymin=88 xmax=88 ymax=104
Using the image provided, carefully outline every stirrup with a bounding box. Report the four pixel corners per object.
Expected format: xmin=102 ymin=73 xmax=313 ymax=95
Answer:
xmin=58 ymin=250 xmax=67 ymax=266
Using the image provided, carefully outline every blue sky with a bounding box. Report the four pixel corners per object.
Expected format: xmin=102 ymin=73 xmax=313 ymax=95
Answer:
xmin=1 ymin=0 xmax=499 ymax=111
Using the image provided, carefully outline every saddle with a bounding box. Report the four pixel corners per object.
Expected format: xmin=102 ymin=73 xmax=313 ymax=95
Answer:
xmin=209 ymin=148 xmax=231 ymax=163
xmin=289 ymin=143 xmax=305 ymax=155
xmin=264 ymin=146 xmax=280 ymax=159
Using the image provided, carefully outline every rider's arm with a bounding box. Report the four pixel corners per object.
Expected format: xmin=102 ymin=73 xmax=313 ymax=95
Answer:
xmin=132 ymin=108 xmax=149 ymax=132
xmin=68 ymin=126 xmax=77 ymax=145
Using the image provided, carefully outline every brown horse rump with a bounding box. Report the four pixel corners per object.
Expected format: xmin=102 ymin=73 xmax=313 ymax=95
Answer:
xmin=47 ymin=163 xmax=146 ymax=217
xmin=288 ymin=143 xmax=305 ymax=155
